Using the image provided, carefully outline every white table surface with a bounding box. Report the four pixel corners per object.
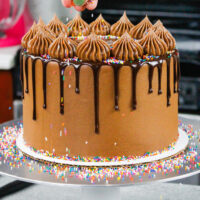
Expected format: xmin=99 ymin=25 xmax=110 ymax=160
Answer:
xmin=0 ymin=46 xmax=20 ymax=70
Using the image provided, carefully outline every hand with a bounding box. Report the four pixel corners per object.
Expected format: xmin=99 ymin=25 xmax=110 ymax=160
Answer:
xmin=61 ymin=0 xmax=98 ymax=11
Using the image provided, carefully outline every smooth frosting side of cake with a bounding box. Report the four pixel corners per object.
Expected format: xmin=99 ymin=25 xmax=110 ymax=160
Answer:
xmin=22 ymin=56 xmax=178 ymax=157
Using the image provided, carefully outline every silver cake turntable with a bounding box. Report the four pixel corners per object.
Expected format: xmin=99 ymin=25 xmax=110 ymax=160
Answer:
xmin=0 ymin=114 xmax=199 ymax=199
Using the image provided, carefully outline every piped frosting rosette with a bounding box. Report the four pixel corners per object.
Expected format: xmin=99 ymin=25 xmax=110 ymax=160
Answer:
xmin=110 ymin=12 xmax=134 ymax=36
xmin=21 ymin=22 xmax=38 ymax=49
xmin=129 ymin=16 xmax=153 ymax=39
xmin=155 ymin=27 xmax=176 ymax=51
xmin=27 ymin=27 xmax=55 ymax=56
xmin=112 ymin=32 xmax=143 ymax=61
xmin=37 ymin=17 xmax=57 ymax=38
xmin=66 ymin=14 xmax=90 ymax=37
xmin=47 ymin=15 xmax=66 ymax=37
xmin=152 ymin=20 xmax=163 ymax=32
xmin=48 ymin=34 xmax=77 ymax=60
xmin=139 ymin=30 xmax=168 ymax=56
xmin=77 ymin=33 xmax=110 ymax=62
xmin=90 ymin=14 xmax=111 ymax=35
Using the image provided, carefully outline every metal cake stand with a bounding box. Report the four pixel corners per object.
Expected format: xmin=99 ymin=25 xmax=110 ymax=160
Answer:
xmin=0 ymin=114 xmax=200 ymax=200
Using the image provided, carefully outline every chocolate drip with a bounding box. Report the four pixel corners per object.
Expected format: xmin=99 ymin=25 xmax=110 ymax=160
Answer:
xmin=59 ymin=62 xmax=74 ymax=114
xmin=157 ymin=62 xmax=163 ymax=94
xmin=173 ymin=56 xmax=177 ymax=93
xmin=20 ymin=51 xmax=24 ymax=99
xmin=32 ymin=58 xmax=37 ymax=120
xmin=171 ymin=53 xmax=181 ymax=94
xmin=176 ymin=54 xmax=181 ymax=92
xmin=59 ymin=63 xmax=65 ymax=114
xmin=42 ymin=61 xmax=49 ymax=109
xmin=131 ymin=65 xmax=140 ymax=109
xmin=92 ymin=66 xmax=100 ymax=133
xmin=20 ymin=50 xmax=180 ymax=134
xmin=74 ymin=66 xmax=81 ymax=94
xmin=147 ymin=61 xmax=163 ymax=95
xmin=74 ymin=63 xmax=100 ymax=133
xmin=112 ymin=66 xmax=121 ymax=110
xmin=166 ymin=58 xmax=171 ymax=106
xmin=25 ymin=56 xmax=29 ymax=93
xmin=148 ymin=65 xmax=154 ymax=93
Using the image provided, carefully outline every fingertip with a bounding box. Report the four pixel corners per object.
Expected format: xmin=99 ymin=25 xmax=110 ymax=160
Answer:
xmin=61 ymin=0 xmax=73 ymax=7
xmin=86 ymin=0 xmax=98 ymax=10
xmin=74 ymin=5 xmax=86 ymax=11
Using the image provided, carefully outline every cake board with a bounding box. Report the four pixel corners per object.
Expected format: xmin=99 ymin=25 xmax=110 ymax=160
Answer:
xmin=0 ymin=115 xmax=200 ymax=200
xmin=16 ymin=128 xmax=188 ymax=167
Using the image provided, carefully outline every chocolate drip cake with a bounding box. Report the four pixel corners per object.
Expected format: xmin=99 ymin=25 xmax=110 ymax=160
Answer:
xmin=20 ymin=13 xmax=180 ymax=159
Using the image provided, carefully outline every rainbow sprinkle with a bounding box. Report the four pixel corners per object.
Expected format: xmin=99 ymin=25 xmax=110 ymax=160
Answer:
xmin=69 ymin=35 xmax=119 ymax=41
xmin=0 ymin=121 xmax=199 ymax=184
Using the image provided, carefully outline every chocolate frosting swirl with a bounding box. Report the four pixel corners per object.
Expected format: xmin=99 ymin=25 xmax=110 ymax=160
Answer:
xmin=21 ymin=22 xmax=38 ymax=49
xmin=47 ymin=15 xmax=66 ymax=37
xmin=37 ymin=24 xmax=56 ymax=38
xmin=37 ymin=17 xmax=56 ymax=38
xmin=139 ymin=30 xmax=168 ymax=56
xmin=112 ymin=32 xmax=143 ymax=61
xmin=66 ymin=14 xmax=90 ymax=37
xmin=90 ymin=14 xmax=111 ymax=35
xmin=77 ymin=33 xmax=110 ymax=62
xmin=152 ymin=20 xmax=163 ymax=31
xmin=48 ymin=34 xmax=77 ymax=60
xmin=110 ymin=12 xmax=134 ymax=36
xmin=155 ymin=27 xmax=176 ymax=51
xmin=129 ymin=16 xmax=153 ymax=39
xmin=37 ymin=17 xmax=46 ymax=26
xmin=27 ymin=28 xmax=54 ymax=56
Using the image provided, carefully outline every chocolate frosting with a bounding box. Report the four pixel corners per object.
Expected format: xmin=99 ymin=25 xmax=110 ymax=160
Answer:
xmin=110 ymin=12 xmax=134 ymax=36
xmin=139 ymin=30 xmax=168 ymax=56
xmin=77 ymin=33 xmax=110 ymax=62
xmin=112 ymin=32 xmax=143 ymax=61
xmin=27 ymin=28 xmax=54 ymax=56
xmin=47 ymin=15 xmax=66 ymax=37
xmin=37 ymin=17 xmax=57 ymax=38
xmin=48 ymin=34 xmax=77 ymax=60
xmin=21 ymin=22 xmax=38 ymax=49
xmin=143 ymin=20 xmax=163 ymax=37
xmin=155 ymin=27 xmax=176 ymax=51
xmin=66 ymin=14 xmax=90 ymax=37
xmin=90 ymin=14 xmax=111 ymax=35
xmin=129 ymin=16 xmax=153 ymax=39
xmin=37 ymin=17 xmax=46 ymax=26
xmin=152 ymin=20 xmax=163 ymax=31
xmin=37 ymin=24 xmax=57 ymax=38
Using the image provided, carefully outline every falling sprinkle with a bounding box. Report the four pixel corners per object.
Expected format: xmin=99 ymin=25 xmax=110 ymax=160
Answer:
xmin=0 ymin=121 xmax=199 ymax=185
xmin=64 ymin=128 xmax=67 ymax=136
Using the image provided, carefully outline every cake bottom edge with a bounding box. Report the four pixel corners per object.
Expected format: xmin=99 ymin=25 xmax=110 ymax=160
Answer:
xmin=16 ymin=128 xmax=188 ymax=167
